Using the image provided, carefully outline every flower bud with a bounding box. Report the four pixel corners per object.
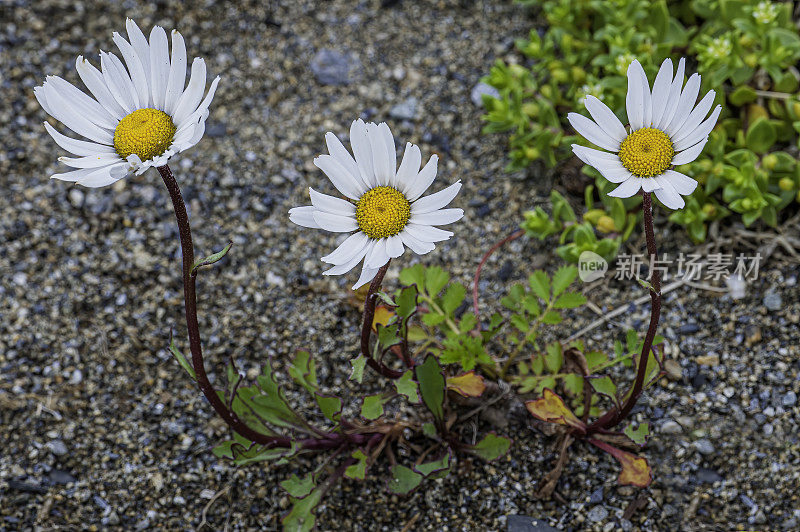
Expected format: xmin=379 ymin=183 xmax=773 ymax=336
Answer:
xmin=779 ymin=177 xmax=795 ymax=191
xmin=596 ymin=215 xmax=618 ymax=233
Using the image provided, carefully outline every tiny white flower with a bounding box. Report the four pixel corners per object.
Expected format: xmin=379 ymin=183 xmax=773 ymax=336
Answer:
xmin=568 ymin=58 xmax=722 ymax=210
xmin=290 ymin=119 xmax=464 ymax=289
xmin=35 ymin=19 xmax=220 ymax=187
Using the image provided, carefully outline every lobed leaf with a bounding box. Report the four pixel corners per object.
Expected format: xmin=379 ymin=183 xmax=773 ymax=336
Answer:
xmin=525 ymin=388 xmax=586 ymax=430
xmin=467 ymin=433 xmax=513 ymax=461
xmin=395 ymin=370 xmax=421 ymax=403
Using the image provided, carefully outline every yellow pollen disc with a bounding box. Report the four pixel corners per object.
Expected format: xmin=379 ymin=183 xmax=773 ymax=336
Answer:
xmin=355 ymin=186 xmax=411 ymax=239
xmin=114 ymin=108 xmax=176 ymax=162
xmin=618 ymin=127 xmax=674 ymax=177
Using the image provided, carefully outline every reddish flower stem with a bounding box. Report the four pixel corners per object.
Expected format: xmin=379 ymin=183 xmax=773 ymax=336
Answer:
xmin=588 ymin=191 xmax=661 ymax=432
xmin=360 ymin=260 xmax=404 ymax=379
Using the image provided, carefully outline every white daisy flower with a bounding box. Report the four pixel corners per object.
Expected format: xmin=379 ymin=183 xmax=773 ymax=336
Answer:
xmin=34 ymin=19 xmax=220 ymax=188
xmin=289 ymin=119 xmax=464 ymax=289
xmin=568 ymin=58 xmax=722 ymax=210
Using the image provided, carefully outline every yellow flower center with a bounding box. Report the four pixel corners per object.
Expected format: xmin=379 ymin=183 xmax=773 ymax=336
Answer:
xmin=618 ymin=127 xmax=674 ymax=177
xmin=114 ymin=108 xmax=176 ymax=162
xmin=355 ymin=186 xmax=411 ymax=239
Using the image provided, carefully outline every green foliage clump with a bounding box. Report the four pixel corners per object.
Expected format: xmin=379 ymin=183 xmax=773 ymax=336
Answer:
xmin=483 ymin=0 xmax=800 ymax=258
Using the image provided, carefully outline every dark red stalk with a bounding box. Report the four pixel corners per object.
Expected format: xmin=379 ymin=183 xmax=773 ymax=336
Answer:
xmin=360 ymin=260 xmax=404 ymax=379
xmin=588 ymin=191 xmax=661 ymax=432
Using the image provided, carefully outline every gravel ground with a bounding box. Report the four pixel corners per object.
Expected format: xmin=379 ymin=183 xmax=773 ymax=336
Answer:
xmin=1 ymin=1 xmax=799 ymax=530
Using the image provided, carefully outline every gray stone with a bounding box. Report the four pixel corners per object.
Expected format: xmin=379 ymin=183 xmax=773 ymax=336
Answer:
xmin=389 ymin=97 xmax=419 ymax=120
xmin=781 ymin=391 xmax=796 ymax=407
xmin=694 ymin=439 xmax=715 ymax=455
xmin=310 ymin=48 xmax=361 ymax=85
xmin=660 ymin=420 xmax=683 ymax=434
xmin=47 ymin=439 xmax=68 ymax=456
xmin=471 ymin=81 xmax=500 ymax=106
xmin=506 ymin=515 xmax=561 ymax=531
xmin=587 ymin=506 xmax=609 ymax=523
xmin=763 ymin=288 xmax=782 ymax=311
xmin=589 ymin=487 xmax=604 ymax=504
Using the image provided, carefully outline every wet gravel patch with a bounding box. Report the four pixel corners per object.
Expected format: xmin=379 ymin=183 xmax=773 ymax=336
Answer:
xmin=2 ymin=0 xmax=799 ymax=530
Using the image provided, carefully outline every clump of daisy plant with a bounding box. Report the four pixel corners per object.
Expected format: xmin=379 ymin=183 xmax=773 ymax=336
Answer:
xmin=523 ymin=57 xmax=721 ymax=490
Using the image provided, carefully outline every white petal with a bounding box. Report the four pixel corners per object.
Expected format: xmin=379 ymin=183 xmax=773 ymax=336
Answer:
xmin=403 ymin=223 xmax=453 ymax=243
xmin=325 ymin=131 xmax=368 ymax=190
xmin=411 ymin=181 xmax=461 ymax=214
xmin=178 ymin=75 xmax=219 ymax=129
xmin=625 ymin=60 xmax=646 ymax=130
xmin=100 ymin=51 xmax=138 ymax=112
xmin=352 ymin=263 xmax=380 ymax=290
xmin=289 ymin=206 xmax=321 ymax=229
xmin=404 ymin=154 xmax=439 ymax=201
xmin=674 ymin=106 xmax=721 ymax=152
xmin=76 ymin=163 xmax=130 ymax=187
xmin=567 ymin=113 xmax=620 ymax=152
xmin=164 ymin=30 xmax=187 ymax=114
xmin=672 ymin=90 xmax=716 ymax=144
xmin=39 ymin=88 xmax=113 ymax=144
xmin=641 ymin=178 xmax=661 ymax=192
xmin=149 ymin=26 xmax=170 ymax=110
xmin=395 ymin=142 xmax=421 ymax=190
xmin=571 ymin=145 xmax=618 ymax=165
xmin=665 ymin=73 xmax=700 ymax=136
xmin=659 ymin=170 xmax=698 ymax=195
xmin=126 ymin=19 xmax=151 ymax=94
xmin=321 ymin=232 xmax=369 ymax=264
xmin=51 ymin=167 xmax=101 ymax=182
xmin=649 ymin=58 xmax=673 ymax=127
xmin=312 ymin=211 xmax=359 ymax=232
xmin=672 ymin=137 xmax=708 ymax=166
xmin=608 ymin=177 xmax=642 ymax=198
xmin=173 ymin=58 xmax=207 ymax=126
xmin=584 ymin=96 xmax=626 ymax=143
xmin=44 ymin=76 xmax=117 ymax=129
xmin=309 ymin=187 xmax=356 ymax=216
xmin=350 ymin=119 xmax=376 ymax=188
xmin=367 ymin=122 xmax=395 ymax=187
xmin=75 ymin=56 xmax=126 ymax=119
xmin=324 ymin=240 xmax=371 ymax=276
xmin=591 ymin=158 xmax=633 ymax=183
xmin=113 ymin=31 xmax=150 ymax=109
xmin=314 ymin=155 xmax=364 ymax=199
xmin=44 ymin=122 xmax=115 ymax=156
xmin=653 ymin=178 xmax=685 ymax=209
xmin=410 ymin=208 xmax=463 ymax=226
xmin=656 ymin=58 xmax=686 ymax=130
xmin=386 ymin=235 xmax=405 ymax=259
xmin=399 ymin=230 xmax=435 ymax=255
xmin=365 ymin=238 xmax=390 ymax=269
xmin=58 ymin=153 xmax=121 ymax=169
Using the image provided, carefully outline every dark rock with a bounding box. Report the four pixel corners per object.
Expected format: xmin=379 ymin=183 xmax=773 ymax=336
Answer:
xmin=506 ymin=515 xmax=562 ymax=532
xmin=49 ymin=470 xmax=77 ymax=484
xmin=310 ymin=49 xmax=361 ymax=85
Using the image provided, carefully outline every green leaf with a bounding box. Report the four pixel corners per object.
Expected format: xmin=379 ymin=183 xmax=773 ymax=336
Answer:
xmin=314 ymin=393 xmax=342 ymax=423
xmin=729 ymin=85 xmax=757 ymax=106
xmin=551 ymin=265 xmax=578 ymax=296
xmin=399 ymin=263 xmax=425 ymax=289
xmin=540 ymin=310 xmax=562 ymax=324
xmin=213 ymin=439 xmax=298 ymax=466
xmin=415 ymin=354 xmax=446 ymax=423
xmin=360 ymin=394 xmax=389 ymax=420
xmin=553 ymin=291 xmax=587 ymax=309
xmin=349 ymin=355 xmax=367 ymax=384
xmin=468 ymin=433 xmax=512 ymax=461
xmin=251 ymin=363 xmax=306 ymax=429
xmin=388 ymin=465 xmax=423 ymax=495
xmin=289 ymin=350 xmax=318 ymax=393
xmin=282 ymin=483 xmax=325 ymax=532
xmin=746 ymin=117 xmax=777 ymax=154
xmin=396 ymin=285 xmax=418 ymax=318
xmin=280 ymin=473 xmax=315 ymax=498
xmin=422 ymin=422 xmax=438 ymax=438
xmin=441 ymin=283 xmax=467 ymax=315
xmin=344 ymin=450 xmax=369 ymax=480
xmin=425 ymin=266 xmax=450 ymax=296
xmin=394 ymin=370 xmax=421 ymax=403
xmin=168 ymin=334 xmax=196 ymax=381
xmin=191 ymin=241 xmax=233 ymax=274
xmin=623 ymin=422 xmax=651 ymax=446
xmin=414 ymin=452 xmax=451 ymax=479
xmin=543 ymin=342 xmax=563 ymax=373
xmin=528 ymin=271 xmax=551 ymax=301
xmin=589 ymin=376 xmax=620 ymax=409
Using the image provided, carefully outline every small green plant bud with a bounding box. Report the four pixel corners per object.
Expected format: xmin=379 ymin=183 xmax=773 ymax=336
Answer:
xmin=509 ymin=64 xmax=527 ymax=78
xmin=741 ymin=198 xmax=753 ymax=210
xmin=583 ymin=209 xmax=606 ymax=225
xmin=779 ymin=177 xmax=795 ymax=191
xmin=570 ymin=66 xmax=586 ymax=84
xmin=524 ymin=146 xmax=540 ymax=160
xmin=596 ymin=215 xmax=618 ymax=233
xmin=702 ymin=203 xmax=717 ymax=217
xmin=551 ymin=69 xmax=568 ymax=83
xmin=540 ymin=85 xmax=553 ymax=99
xmin=739 ymin=34 xmax=756 ymax=47
xmin=762 ymin=154 xmax=778 ymax=171
xmin=712 ymin=163 xmax=724 ymax=176
xmin=743 ymin=54 xmax=759 ymax=67
xmin=522 ymin=102 xmax=539 ymax=117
